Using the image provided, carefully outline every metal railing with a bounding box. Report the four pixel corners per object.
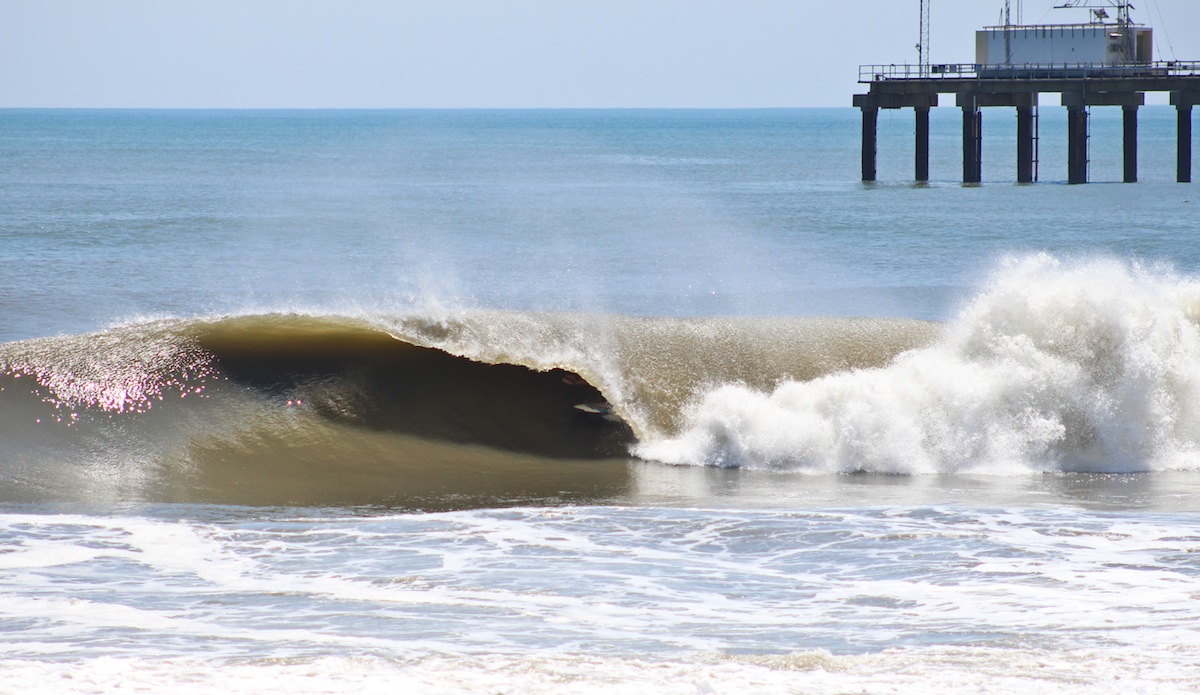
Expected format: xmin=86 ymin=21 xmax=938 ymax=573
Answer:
xmin=859 ymin=61 xmax=1200 ymax=82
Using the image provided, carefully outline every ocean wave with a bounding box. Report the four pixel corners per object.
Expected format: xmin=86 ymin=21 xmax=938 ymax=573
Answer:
xmin=9 ymin=254 xmax=1200 ymax=498
xmin=0 ymin=309 xmax=931 ymax=504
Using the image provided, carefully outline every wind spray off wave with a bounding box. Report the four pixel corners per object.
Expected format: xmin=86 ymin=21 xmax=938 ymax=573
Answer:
xmin=639 ymin=255 xmax=1200 ymax=474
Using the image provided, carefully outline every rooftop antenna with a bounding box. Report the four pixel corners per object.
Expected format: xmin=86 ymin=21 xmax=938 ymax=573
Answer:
xmin=917 ymin=0 xmax=930 ymax=76
xmin=1054 ymin=1 xmax=1133 ymax=25
xmin=998 ymin=1 xmax=1024 ymax=65
xmin=1054 ymin=1 xmax=1135 ymax=60
xmin=1004 ymin=0 xmax=1013 ymax=65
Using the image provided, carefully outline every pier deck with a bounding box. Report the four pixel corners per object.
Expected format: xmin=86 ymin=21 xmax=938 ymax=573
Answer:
xmin=854 ymin=61 xmax=1200 ymax=184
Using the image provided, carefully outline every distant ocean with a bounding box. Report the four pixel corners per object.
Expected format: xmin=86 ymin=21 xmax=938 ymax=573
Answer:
xmin=3 ymin=108 xmax=1200 ymax=693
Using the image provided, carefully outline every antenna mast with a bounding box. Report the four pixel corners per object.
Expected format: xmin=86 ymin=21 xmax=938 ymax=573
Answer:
xmin=1053 ymin=1 xmax=1136 ymax=60
xmin=1004 ymin=0 xmax=1013 ymax=65
xmin=917 ymin=0 xmax=931 ymax=76
xmin=1054 ymin=1 xmax=1132 ymax=24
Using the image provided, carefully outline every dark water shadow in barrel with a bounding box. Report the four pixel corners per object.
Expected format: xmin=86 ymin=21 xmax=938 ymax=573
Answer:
xmin=197 ymin=320 xmax=635 ymax=460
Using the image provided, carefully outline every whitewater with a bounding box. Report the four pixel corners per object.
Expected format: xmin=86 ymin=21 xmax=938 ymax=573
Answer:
xmin=3 ymin=108 xmax=1200 ymax=693
xmin=644 ymin=254 xmax=1200 ymax=475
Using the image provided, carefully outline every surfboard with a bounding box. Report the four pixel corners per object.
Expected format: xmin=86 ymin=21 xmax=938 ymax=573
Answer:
xmin=574 ymin=402 xmax=623 ymax=423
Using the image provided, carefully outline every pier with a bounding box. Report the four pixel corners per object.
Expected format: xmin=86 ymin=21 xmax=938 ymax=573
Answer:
xmin=855 ymin=62 xmax=1200 ymax=184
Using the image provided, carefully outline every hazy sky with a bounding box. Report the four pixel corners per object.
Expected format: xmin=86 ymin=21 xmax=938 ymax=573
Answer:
xmin=3 ymin=1 xmax=1199 ymax=108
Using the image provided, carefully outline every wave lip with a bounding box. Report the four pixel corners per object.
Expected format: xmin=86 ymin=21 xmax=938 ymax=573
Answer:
xmin=639 ymin=255 xmax=1200 ymax=475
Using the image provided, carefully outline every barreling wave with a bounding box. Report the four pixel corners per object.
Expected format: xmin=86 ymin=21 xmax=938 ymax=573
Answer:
xmin=641 ymin=255 xmax=1200 ymax=475
xmin=0 ymin=309 xmax=933 ymax=505
xmin=10 ymin=253 xmax=1193 ymax=505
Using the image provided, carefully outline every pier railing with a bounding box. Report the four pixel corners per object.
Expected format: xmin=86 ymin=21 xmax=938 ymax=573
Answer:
xmin=860 ymin=61 xmax=1200 ymax=83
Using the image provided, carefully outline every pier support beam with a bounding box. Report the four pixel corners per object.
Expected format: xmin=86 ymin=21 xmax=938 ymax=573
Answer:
xmin=958 ymin=94 xmax=982 ymax=184
xmin=964 ymin=107 xmax=982 ymax=184
xmin=1017 ymin=105 xmax=1035 ymax=184
xmin=998 ymin=94 xmax=1040 ymax=183
xmin=853 ymin=93 xmax=938 ymax=183
xmin=1173 ymin=92 xmax=1199 ymax=184
xmin=956 ymin=92 xmax=1037 ymax=185
xmin=1181 ymin=105 xmax=1194 ymax=183
xmin=955 ymin=92 xmax=1041 ymax=184
xmin=861 ymin=105 xmax=878 ymax=182
xmin=1062 ymin=91 xmax=1145 ymax=185
xmin=1066 ymin=106 xmax=1089 ymax=185
xmin=1123 ymin=105 xmax=1139 ymax=183
xmin=915 ymin=106 xmax=930 ymax=182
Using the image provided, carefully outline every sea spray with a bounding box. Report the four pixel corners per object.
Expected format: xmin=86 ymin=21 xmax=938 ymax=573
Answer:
xmin=638 ymin=255 xmax=1200 ymax=474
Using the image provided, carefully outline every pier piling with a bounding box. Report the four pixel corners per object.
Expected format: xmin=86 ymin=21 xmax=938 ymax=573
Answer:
xmin=1174 ymin=91 xmax=1198 ymax=183
xmin=956 ymin=94 xmax=990 ymax=184
xmin=1181 ymin=104 xmax=1194 ymax=183
xmin=1123 ymin=104 xmax=1139 ymax=183
xmin=1066 ymin=105 xmax=1089 ymax=185
xmin=853 ymin=92 xmax=938 ymax=184
xmin=1017 ymin=105 xmax=1036 ymax=184
xmin=915 ymin=106 xmax=931 ymax=182
xmin=861 ymin=104 xmax=878 ymax=182
xmin=961 ymin=100 xmax=982 ymax=184
xmin=1063 ymin=91 xmax=1145 ymax=185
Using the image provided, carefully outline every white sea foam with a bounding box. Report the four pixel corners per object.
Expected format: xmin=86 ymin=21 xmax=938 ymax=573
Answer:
xmin=639 ymin=255 xmax=1200 ymax=473
xmin=1 ymin=648 xmax=1198 ymax=695
xmin=4 ymin=504 xmax=1200 ymax=692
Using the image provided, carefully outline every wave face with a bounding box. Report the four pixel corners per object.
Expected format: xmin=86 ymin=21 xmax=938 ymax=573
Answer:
xmin=0 ymin=310 xmax=933 ymax=505
xmin=640 ymin=256 xmax=1200 ymax=474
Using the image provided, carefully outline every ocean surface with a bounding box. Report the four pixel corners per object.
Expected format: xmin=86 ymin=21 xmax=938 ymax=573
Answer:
xmin=3 ymin=107 xmax=1200 ymax=693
